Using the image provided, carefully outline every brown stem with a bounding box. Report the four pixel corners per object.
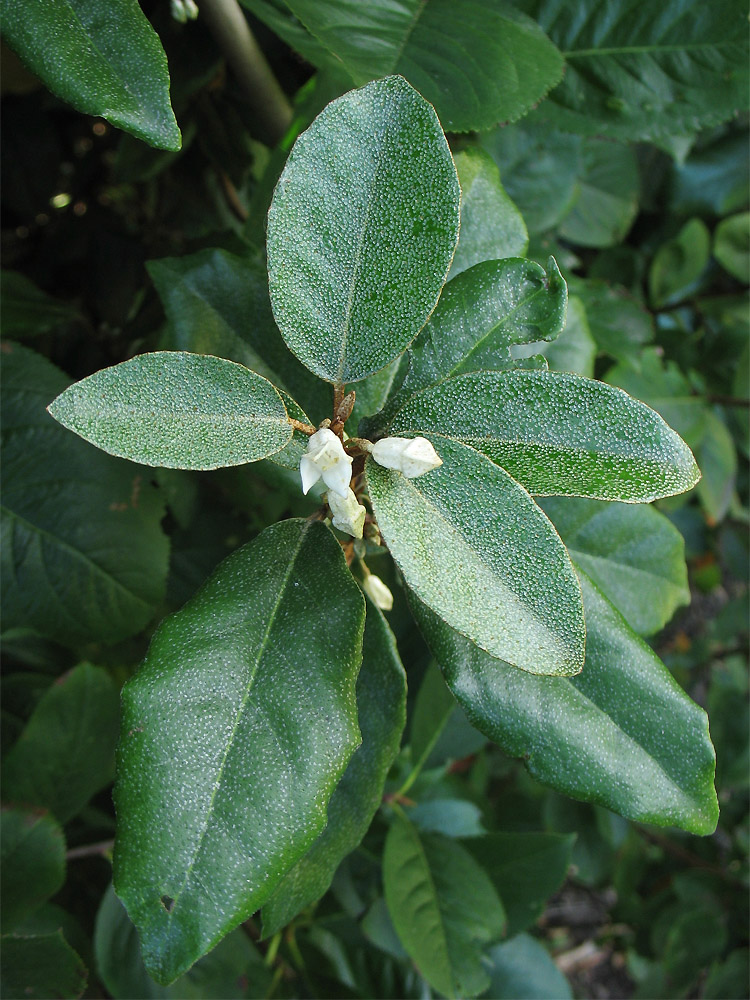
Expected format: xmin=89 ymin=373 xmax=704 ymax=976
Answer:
xmin=289 ymin=418 xmax=316 ymax=435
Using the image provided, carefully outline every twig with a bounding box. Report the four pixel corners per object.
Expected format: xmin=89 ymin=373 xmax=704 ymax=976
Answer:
xmin=706 ymin=395 xmax=750 ymax=408
xmin=66 ymin=838 xmax=115 ymax=860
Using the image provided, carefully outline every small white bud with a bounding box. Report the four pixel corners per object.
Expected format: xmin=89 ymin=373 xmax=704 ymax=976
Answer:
xmin=299 ymin=427 xmax=353 ymax=498
xmin=362 ymin=573 xmax=394 ymax=611
xmin=326 ymin=488 xmax=366 ymax=539
xmin=371 ymin=436 xmax=442 ymax=478
xmin=183 ymin=0 xmax=199 ymax=17
xmin=170 ymin=0 xmax=188 ymax=22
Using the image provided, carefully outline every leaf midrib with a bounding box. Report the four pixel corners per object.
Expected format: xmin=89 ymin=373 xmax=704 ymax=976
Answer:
xmin=564 ymin=40 xmax=741 ymax=58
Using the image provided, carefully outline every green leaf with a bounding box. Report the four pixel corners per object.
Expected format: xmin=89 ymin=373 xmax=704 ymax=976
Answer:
xmin=649 ymin=218 xmax=711 ymax=308
xmin=383 ymin=815 xmax=505 ymax=998
xmin=148 ymin=249 xmax=329 ymax=422
xmin=539 ymin=497 xmax=690 ymax=635
xmin=410 ymin=662 xmax=487 ymax=769
xmin=408 ymin=571 xmax=719 ymax=834
xmin=483 ymin=934 xmax=572 ymax=1000
xmin=1 ymin=343 xmax=169 ymax=647
xmin=668 ymin=131 xmax=750 ymax=217
xmin=388 ymin=370 xmax=700 ymax=502
xmin=94 ymin=885 xmax=271 ymax=999
xmin=0 ymin=0 xmax=180 ymax=150
xmin=48 ymin=351 xmax=292 ymax=470
xmin=260 ymin=600 xmax=406 ymax=937
xmin=0 ymin=931 xmax=87 ymax=1000
xmin=2 ymin=664 xmax=120 ymax=825
xmin=267 ymin=76 xmax=460 ymax=384
xmin=557 ymin=139 xmax=639 ymax=248
xmin=713 ymin=212 xmax=750 ymax=283
xmin=517 ymin=0 xmax=750 ymax=143
xmin=694 ymin=409 xmax=737 ymax=524
xmin=0 ymin=271 xmax=81 ymax=341
xmin=409 ymin=799 xmax=486 ymax=838
xmin=255 ymin=0 xmax=563 ymax=132
xmin=1 ymin=808 xmax=66 ymax=933
xmin=568 ymin=278 xmax=654 ymax=364
xmin=366 ymin=438 xmax=585 ymax=676
xmin=113 ymin=519 xmax=365 ymax=984
xmin=466 ymin=833 xmax=575 ymax=937
xmin=513 ymin=296 xmax=596 ymax=376
xmin=450 ymin=149 xmax=528 ymax=278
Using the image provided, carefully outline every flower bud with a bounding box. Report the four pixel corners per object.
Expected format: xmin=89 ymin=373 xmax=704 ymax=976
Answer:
xmin=362 ymin=573 xmax=394 ymax=611
xmin=371 ymin=436 xmax=442 ymax=478
xmin=300 ymin=427 xmax=353 ymax=498
xmin=326 ymin=488 xmax=366 ymax=539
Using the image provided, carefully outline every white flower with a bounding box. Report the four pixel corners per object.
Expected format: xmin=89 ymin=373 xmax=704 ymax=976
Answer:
xmin=371 ymin=436 xmax=442 ymax=478
xmin=300 ymin=427 xmax=353 ymax=498
xmin=326 ymin=488 xmax=366 ymax=538
xmin=362 ymin=573 xmax=394 ymax=611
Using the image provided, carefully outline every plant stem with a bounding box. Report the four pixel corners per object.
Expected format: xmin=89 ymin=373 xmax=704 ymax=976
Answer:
xmin=66 ymin=838 xmax=115 ymax=860
xmin=199 ymin=0 xmax=293 ymax=145
xmin=289 ymin=418 xmax=317 ymax=435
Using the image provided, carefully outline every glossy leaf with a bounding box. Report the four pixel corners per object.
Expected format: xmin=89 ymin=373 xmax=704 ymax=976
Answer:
xmin=254 ymin=0 xmax=564 ymax=132
xmin=649 ymin=218 xmax=711 ymax=308
xmin=513 ymin=296 xmax=596 ymax=376
xmin=388 ymin=370 xmax=700 ymax=502
xmin=383 ymin=815 xmax=505 ymax=998
xmin=1 ymin=808 xmax=65 ymax=933
xmin=0 ymin=0 xmax=180 ymax=150
xmin=409 ymin=572 xmax=719 ymax=834
xmin=713 ymin=212 xmax=750 ymax=283
xmin=367 ymin=438 xmax=585 ymax=676
xmin=517 ymin=0 xmax=750 ymax=143
xmin=48 ymin=352 xmax=292 ymax=470
xmin=2 ymin=663 xmax=120 ymax=824
xmin=260 ymin=600 xmax=406 ymax=937
xmin=465 ymin=833 xmax=575 ymax=937
xmin=540 ymin=497 xmax=690 ymax=635
xmin=484 ymin=934 xmax=572 ymax=1000
xmin=113 ymin=519 xmax=365 ymax=983
xmin=450 ymin=149 xmax=528 ymax=278
xmin=557 ymin=139 xmax=639 ymax=248
xmin=1 ymin=343 xmax=169 ymax=647
xmin=267 ymin=76 xmax=460 ymax=383
xmin=0 ymin=930 xmax=87 ymax=1000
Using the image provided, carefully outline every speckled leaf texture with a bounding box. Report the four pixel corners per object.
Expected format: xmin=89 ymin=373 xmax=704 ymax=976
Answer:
xmin=408 ymin=574 xmax=718 ymax=835
xmin=114 ymin=519 xmax=365 ymax=984
xmin=516 ymin=0 xmax=749 ymax=143
xmin=0 ymin=0 xmax=180 ymax=151
xmin=265 ymin=0 xmax=564 ymax=132
xmin=540 ymin=497 xmax=690 ymax=636
xmin=388 ymin=370 xmax=700 ymax=502
xmin=48 ymin=352 xmax=292 ymax=470
xmin=366 ymin=439 xmax=585 ymax=676
xmin=1 ymin=343 xmax=168 ymax=647
xmin=261 ymin=601 xmax=406 ymax=937
xmin=383 ymin=814 xmax=505 ymax=998
xmin=363 ymin=256 xmax=566 ymax=436
xmin=266 ymin=76 xmax=460 ymax=384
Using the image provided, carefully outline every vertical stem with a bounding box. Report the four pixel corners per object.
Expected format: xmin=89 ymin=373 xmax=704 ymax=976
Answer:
xmin=333 ymin=383 xmax=345 ymax=415
xmin=199 ymin=0 xmax=293 ymax=145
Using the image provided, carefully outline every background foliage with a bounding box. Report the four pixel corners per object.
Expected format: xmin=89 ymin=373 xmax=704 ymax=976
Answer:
xmin=1 ymin=0 xmax=748 ymax=997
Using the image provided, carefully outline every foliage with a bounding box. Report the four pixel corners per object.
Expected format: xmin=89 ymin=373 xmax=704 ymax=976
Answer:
xmin=1 ymin=1 xmax=747 ymax=998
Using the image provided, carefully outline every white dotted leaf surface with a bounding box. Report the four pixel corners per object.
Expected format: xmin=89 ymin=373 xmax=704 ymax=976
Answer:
xmin=261 ymin=600 xmax=406 ymax=937
xmin=388 ymin=369 xmax=700 ymax=502
xmin=366 ymin=439 xmax=585 ymax=677
xmin=267 ymin=76 xmax=460 ymax=384
xmin=408 ymin=573 xmax=718 ymax=835
xmin=113 ymin=519 xmax=365 ymax=984
xmin=48 ymin=352 xmax=292 ymax=470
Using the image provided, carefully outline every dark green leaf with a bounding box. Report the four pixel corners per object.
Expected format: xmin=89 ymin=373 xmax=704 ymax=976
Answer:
xmin=694 ymin=409 xmax=737 ymax=524
xmin=1 ymin=808 xmax=65 ymax=932
xmin=253 ymin=0 xmax=563 ymax=132
xmin=2 ymin=663 xmax=120 ymax=824
xmin=703 ymin=949 xmax=750 ymax=1000
xmin=113 ymin=519 xmax=365 ymax=984
xmin=649 ymin=218 xmax=711 ymax=308
xmin=517 ymin=0 xmax=750 ymax=143
xmin=388 ymin=370 xmax=700 ymax=501
xmin=0 ymin=0 xmax=180 ymax=150
xmin=48 ymin=351 xmax=292 ymax=470
xmin=408 ymin=572 xmax=719 ymax=834
xmin=568 ymin=278 xmax=654 ymax=364
xmin=557 ymin=139 xmax=639 ymax=248
xmin=0 ymin=931 xmax=87 ymax=1000
xmin=465 ymin=833 xmax=575 ymax=937
xmin=367 ymin=438 xmax=585 ymax=676
xmin=513 ymin=296 xmax=596 ymax=376
xmin=713 ymin=212 xmax=750 ymax=283
xmin=409 ymin=799 xmax=486 ymax=838
xmin=260 ymin=600 xmax=407 ymax=937
xmin=267 ymin=76 xmax=460 ymax=383
xmin=450 ymin=149 xmax=528 ymax=278
xmin=0 ymin=272 xmax=81 ymax=341
xmin=668 ymin=130 xmax=750 ymax=217
xmin=1 ymin=343 xmax=169 ymax=646
xmin=539 ymin=497 xmax=690 ymax=635
xmin=483 ymin=934 xmax=572 ymax=1000
xmin=410 ymin=662 xmax=487 ymax=769
xmin=384 ymin=815 xmax=505 ymax=998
